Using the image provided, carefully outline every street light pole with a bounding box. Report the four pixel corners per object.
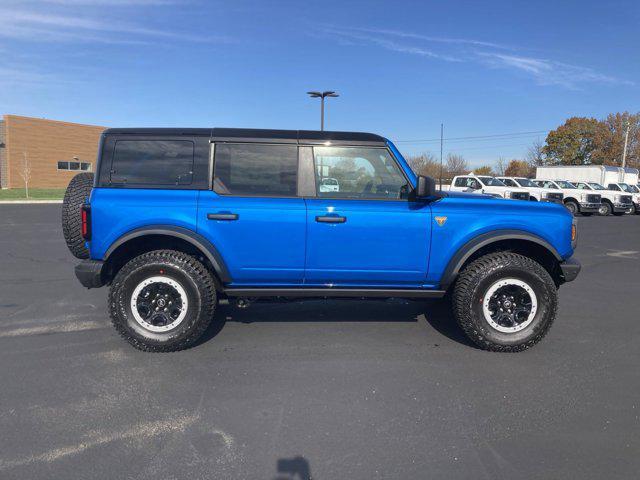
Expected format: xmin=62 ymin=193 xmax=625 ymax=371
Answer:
xmin=622 ymin=121 xmax=630 ymax=168
xmin=307 ymin=91 xmax=339 ymax=131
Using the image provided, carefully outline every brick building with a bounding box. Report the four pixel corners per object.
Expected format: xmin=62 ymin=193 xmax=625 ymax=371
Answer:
xmin=0 ymin=115 xmax=106 ymax=189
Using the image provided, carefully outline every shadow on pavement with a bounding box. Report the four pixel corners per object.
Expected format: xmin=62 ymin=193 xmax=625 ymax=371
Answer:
xmin=195 ymin=297 xmax=477 ymax=349
xmin=273 ymin=455 xmax=311 ymax=480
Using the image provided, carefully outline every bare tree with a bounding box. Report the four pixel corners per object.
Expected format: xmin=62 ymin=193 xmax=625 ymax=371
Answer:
xmin=405 ymin=152 xmax=441 ymax=178
xmin=19 ymin=150 xmax=32 ymax=199
xmin=494 ymin=156 xmax=508 ymax=176
xmin=446 ymin=153 xmax=468 ymax=177
xmin=526 ymin=139 xmax=546 ymax=168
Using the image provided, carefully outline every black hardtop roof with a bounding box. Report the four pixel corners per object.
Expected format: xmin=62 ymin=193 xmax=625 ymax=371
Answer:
xmin=102 ymin=127 xmax=388 ymax=146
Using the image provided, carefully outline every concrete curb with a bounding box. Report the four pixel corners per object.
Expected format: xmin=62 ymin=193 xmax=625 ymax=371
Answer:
xmin=0 ymin=200 xmax=63 ymax=204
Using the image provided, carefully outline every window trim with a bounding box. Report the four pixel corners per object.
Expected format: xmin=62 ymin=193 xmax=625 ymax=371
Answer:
xmin=308 ymin=145 xmax=413 ymax=202
xmin=210 ymin=141 xmax=301 ymax=199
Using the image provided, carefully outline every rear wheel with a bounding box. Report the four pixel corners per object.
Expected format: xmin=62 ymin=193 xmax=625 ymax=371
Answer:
xmin=564 ymin=200 xmax=578 ymax=216
xmin=62 ymin=172 xmax=94 ymax=259
xmin=109 ymin=250 xmax=217 ymax=352
xmin=452 ymin=252 xmax=557 ymax=352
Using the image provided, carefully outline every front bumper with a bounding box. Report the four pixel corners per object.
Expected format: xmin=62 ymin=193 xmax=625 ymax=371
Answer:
xmin=541 ymin=198 xmax=564 ymax=204
xmin=579 ymin=203 xmax=600 ymax=213
xmin=75 ymin=259 xmax=105 ymax=289
xmin=559 ymin=257 xmax=581 ymax=283
xmin=613 ymin=203 xmax=633 ymax=213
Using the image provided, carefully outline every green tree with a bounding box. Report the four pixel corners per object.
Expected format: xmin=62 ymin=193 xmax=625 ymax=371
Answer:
xmin=543 ymin=117 xmax=600 ymax=165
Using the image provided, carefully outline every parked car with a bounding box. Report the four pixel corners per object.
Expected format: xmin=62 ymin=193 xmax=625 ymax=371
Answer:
xmin=449 ymin=175 xmax=530 ymax=200
xmin=496 ymin=176 xmax=564 ymax=203
xmin=62 ymin=128 xmax=579 ymax=353
xmin=536 ymin=165 xmax=634 ymax=216
xmin=531 ymin=179 xmax=601 ymax=216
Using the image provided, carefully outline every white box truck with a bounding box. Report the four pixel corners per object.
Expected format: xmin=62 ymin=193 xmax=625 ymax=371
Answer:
xmin=536 ymin=166 xmax=634 ymax=216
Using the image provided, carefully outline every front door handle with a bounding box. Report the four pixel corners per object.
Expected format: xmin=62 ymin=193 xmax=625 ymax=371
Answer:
xmin=315 ymin=215 xmax=346 ymax=224
xmin=207 ymin=213 xmax=239 ymax=221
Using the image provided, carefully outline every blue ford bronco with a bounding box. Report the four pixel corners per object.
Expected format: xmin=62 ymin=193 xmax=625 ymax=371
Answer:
xmin=62 ymin=128 xmax=580 ymax=352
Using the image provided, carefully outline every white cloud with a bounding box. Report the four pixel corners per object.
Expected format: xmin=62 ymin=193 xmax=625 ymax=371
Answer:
xmin=0 ymin=7 xmax=231 ymax=44
xmin=318 ymin=25 xmax=632 ymax=89
xmin=478 ymin=52 xmax=634 ymax=88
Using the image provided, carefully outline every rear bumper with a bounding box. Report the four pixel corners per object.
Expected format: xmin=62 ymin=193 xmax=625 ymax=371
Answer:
xmin=559 ymin=257 xmax=581 ymax=283
xmin=579 ymin=203 xmax=600 ymax=213
xmin=75 ymin=259 xmax=105 ymax=289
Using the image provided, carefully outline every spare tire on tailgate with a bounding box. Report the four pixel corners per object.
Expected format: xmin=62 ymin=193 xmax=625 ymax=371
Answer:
xmin=62 ymin=172 xmax=94 ymax=259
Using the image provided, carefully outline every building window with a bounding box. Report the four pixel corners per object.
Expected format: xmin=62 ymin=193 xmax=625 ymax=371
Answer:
xmin=58 ymin=161 xmax=92 ymax=171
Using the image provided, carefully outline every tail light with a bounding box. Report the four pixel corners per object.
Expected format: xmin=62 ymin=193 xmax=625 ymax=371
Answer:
xmin=81 ymin=204 xmax=91 ymax=240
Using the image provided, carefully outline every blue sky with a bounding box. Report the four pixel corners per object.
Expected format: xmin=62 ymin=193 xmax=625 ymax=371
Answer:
xmin=1 ymin=0 xmax=638 ymax=166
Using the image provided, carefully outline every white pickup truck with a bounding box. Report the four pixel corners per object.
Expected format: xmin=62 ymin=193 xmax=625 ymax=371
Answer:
xmin=532 ymin=179 xmax=601 ymax=216
xmin=449 ymin=175 xmax=530 ymax=200
xmin=497 ymin=176 xmax=564 ymax=203
xmin=536 ymin=165 xmax=634 ymax=216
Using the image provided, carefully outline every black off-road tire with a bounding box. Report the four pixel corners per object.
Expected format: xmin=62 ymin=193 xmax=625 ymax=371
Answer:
xmin=62 ymin=172 xmax=94 ymax=259
xmin=452 ymin=252 xmax=558 ymax=352
xmin=109 ymin=250 xmax=217 ymax=352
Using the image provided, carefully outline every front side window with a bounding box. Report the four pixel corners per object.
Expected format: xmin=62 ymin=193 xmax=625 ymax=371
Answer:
xmin=478 ymin=176 xmax=505 ymax=186
xmin=214 ymin=144 xmax=298 ymax=197
xmin=312 ymin=147 xmax=408 ymax=199
xmin=454 ymin=177 xmax=468 ymax=187
xmin=502 ymin=178 xmax=517 ymax=187
xmin=515 ymin=178 xmax=537 ymax=188
xmin=111 ymin=140 xmax=194 ymax=186
xmin=587 ymin=182 xmax=605 ymax=190
xmin=607 ymin=184 xmax=621 ymax=191
xmin=556 ymin=180 xmax=576 ymax=189
xmin=576 ymin=182 xmax=590 ymax=190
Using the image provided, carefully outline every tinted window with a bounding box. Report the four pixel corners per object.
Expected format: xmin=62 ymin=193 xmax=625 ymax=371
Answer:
xmin=502 ymin=179 xmax=517 ymax=187
xmin=57 ymin=161 xmax=68 ymax=170
xmin=312 ymin=147 xmax=408 ymax=199
xmin=69 ymin=162 xmax=80 ymax=170
xmin=111 ymin=140 xmax=194 ymax=185
xmin=214 ymin=144 xmax=298 ymax=196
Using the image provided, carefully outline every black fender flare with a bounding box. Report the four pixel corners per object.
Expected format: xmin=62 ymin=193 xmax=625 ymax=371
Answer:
xmin=439 ymin=229 xmax=562 ymax=289
xmin=103 ymin=225 xmax=231 ymax=283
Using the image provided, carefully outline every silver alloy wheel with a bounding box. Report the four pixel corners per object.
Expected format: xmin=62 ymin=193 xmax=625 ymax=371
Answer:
xmin=598 ymin=204 xmax=610 ymax=216
xmin=565 ymin=202 xmax=577 ymax=215
xmin=130 ymin=276 xmax=188 ymax=332
xmin=482 ymin=278 xmax=538 ymax=333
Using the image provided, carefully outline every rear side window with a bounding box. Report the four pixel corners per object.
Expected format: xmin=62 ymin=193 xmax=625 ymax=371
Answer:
xmin=213 ymin=144 xmax=298 ymax=197
xmin=111 ymin=140 xmax=194 ymax=186
xmin=454 ymin=177 xmax=467 ymax=187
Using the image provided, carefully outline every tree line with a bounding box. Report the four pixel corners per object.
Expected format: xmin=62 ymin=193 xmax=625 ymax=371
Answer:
xmin=406 ymin=111 xmax=639 ymax=180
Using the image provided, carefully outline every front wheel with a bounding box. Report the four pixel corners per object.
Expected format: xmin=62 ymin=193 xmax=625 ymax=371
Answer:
xmin=109 ymin=250 xmax=217 ymax=352
xmin=564 ymin=200 xmax=578 ymax=216
xmin=452 ymin=252 xmax=557 ymax=352
xmin=598 ymin=202 xmax=612 ymax=216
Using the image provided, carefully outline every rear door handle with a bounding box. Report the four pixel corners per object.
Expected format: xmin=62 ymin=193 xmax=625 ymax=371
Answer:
xmin=207 ymin=213 xmax=239 ymax=221
xmin=315 ymin=215 xmax=346 ymax=223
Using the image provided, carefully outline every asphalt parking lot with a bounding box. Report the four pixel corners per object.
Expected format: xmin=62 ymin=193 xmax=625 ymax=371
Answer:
xmin=0 ymin=204 xmax=638 ymax=480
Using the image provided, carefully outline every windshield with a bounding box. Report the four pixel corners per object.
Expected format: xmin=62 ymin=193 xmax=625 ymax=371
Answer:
xmin=514 ymin=178 xmax=537 ymax=187
xmin=587 ymin=182 xmax=606 ymax=190
xmin=618 ymin=183 xmax=635 ymax=193
xmin=478 ymin=176 xmax=506 ymax=186
xmin=628 ymin=184 xmax=640 ymax=193
xmin=556 ymin=180 xmax=577 ymax=189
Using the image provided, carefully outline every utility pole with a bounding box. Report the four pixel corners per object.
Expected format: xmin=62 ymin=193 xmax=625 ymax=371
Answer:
xmin=439 ymin=123 xmax=444 ymax=192
xmin=622 ymin=121 xmax=630 ymax=168
xmin=307 ymin=91 xmax=339 ymax=131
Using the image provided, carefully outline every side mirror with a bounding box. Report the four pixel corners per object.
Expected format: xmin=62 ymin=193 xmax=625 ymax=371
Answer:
xmin=415 ymin=175 xmax=438 ymax=198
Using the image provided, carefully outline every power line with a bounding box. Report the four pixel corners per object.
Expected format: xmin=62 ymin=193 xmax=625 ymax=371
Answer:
xmin=394 ymin=129 xmax=549 ymax=144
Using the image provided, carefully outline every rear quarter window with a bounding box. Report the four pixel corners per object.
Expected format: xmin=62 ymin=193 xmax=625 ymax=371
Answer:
xmin=110 ymin=140 xmax=194 ymax=186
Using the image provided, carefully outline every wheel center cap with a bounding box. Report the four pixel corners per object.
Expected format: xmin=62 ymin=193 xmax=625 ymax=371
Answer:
xmin=503 ymin=300 xmax=512 ymax=309
xmin=157 ymin=298 xmax=166 ymax=308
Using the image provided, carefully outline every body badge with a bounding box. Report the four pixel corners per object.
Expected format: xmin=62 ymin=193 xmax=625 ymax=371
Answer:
xmin=435 ymin=216 xmax=447 ymax=227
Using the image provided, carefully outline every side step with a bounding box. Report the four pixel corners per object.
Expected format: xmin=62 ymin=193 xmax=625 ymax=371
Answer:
xmin=223 ymin=288 xmax=446 ymax=299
